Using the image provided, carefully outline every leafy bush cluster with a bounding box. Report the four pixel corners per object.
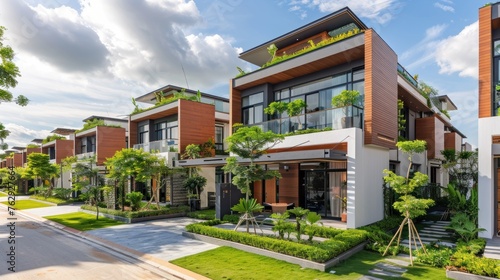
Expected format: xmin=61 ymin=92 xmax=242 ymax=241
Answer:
xmin=187 ymin=209 xmax=215 ymax=220
xmin=185 ymin=221 xmax=367 ymax=263
xmin=81 ymin=204 xmax=189 ymax=218
xmin=30 ymin=194 xmax=75 ymax=205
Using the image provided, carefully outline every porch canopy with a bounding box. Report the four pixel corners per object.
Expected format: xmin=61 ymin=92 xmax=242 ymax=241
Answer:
xmin=176 ymin=149 xmax=346 ymax=167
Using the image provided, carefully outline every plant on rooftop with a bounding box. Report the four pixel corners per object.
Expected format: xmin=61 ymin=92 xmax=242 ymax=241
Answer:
xmin=42 ymin=134 xmax=65 ymax=144
xmin=259 ymin=27 xmax=362 ymax=70
xmin=130 ymin=88 xmax=202 ymax=115
xmin=75 ymin=118 xmax=122 ymax=133
xmin=26 ymin=144 xmax=39 ymax=148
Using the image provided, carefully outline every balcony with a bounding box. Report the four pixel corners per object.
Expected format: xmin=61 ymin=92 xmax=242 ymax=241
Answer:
xmin=76 ymin=151 xmax=95 ymax=160
xmin=133 ymin=139 xmax=178 ymax=153
xmin=253 ymin=106 xmax=363 ymax=134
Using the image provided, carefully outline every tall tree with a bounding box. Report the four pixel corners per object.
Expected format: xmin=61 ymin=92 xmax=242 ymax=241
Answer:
xmin=0 ymin=26 xmax=29 ymax=150
xmin=223 ymin=124 xmax=284 ymax=232
xmin=72 ymin=157 xmax=109 ymax=219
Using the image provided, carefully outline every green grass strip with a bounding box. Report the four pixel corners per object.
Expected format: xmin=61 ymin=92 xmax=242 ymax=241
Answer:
xmin=44 ymin=212 xmax=123 ymax=231
xmin=2 ymin=199 xmax=52 ymax=210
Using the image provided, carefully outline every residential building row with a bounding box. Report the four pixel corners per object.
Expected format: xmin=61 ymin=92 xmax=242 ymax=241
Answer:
xmin=1 ymin=7 xmax=472 ymax=230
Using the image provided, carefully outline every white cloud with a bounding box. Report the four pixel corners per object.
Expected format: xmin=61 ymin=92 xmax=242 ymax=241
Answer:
xmin=0 ymin=0 xmax=243 ymax=147
xmin=401 ymin=24 xmax=447 ymax=68
xmin=434 ymin=2 xmax=454 ymax=13
xmin=435 ymin=21 xmax=478 ymax=78
xmin=3 ymin=123 xmax=51 ymax=149
xmin=310 ymin=0 xmax=399 ymax=24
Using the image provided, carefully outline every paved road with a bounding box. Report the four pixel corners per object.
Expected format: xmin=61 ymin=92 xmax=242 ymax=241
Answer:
xmin=0 ymin=210 xmax=176 ymax=279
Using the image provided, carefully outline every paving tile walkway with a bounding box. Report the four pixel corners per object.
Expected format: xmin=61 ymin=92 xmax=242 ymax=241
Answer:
xmin=484 ymin=236 xmax=500 ymax=260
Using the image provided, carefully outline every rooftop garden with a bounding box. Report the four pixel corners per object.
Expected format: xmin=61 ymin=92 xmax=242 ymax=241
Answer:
xmin=75 ymin=118 xmax=122 ymax=133
xmin=131 ymin=89 xmax=201 ymax=115
xmin=236 ymin=24 xmax=363 ymax=78
xmin=42 ymin=134 xmax=65 ymax=144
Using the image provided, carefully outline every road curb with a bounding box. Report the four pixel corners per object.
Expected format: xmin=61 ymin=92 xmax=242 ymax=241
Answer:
xmin=0 ymin=203 xmax=210 ymax=280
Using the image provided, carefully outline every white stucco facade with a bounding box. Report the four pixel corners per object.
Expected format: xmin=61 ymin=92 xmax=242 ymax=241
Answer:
xmin=478 ymin=117 xmax=500 ymax=238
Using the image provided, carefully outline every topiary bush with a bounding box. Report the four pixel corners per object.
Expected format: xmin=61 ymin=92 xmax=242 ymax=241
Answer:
xmin=126 ymin=191 xmax=143 ymax=211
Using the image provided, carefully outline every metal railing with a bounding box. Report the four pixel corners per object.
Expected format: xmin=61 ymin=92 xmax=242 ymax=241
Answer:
xmin=252 ymin=105 xmax=363 ymax=134
xmin=133 ymin=139 xmax=178 ymax=153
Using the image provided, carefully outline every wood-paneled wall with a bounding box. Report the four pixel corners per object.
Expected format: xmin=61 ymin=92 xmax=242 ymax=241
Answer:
xmin=55 ymin=140 xmax=74 ymax=164
xmin=229 ymin=83 xmax=241 ymax=130
xmin=415 ymin=116 xmax=445 ymax=159
xmin=128 ymin=116 xmax=138 ymax=148
xmin=97 ymin=126 xmax=126 ymax=165
xmin=13 ymin=153 xmax=23 ymax=167
xmin=178 ymin=99 xmax=216 ymax=154
xmin=444 ymin=132 xmax=462 ymax=151
xmin=278 ymin=163 xmax=299 ymax=206
xmin=364 ymin=29 xmax=398 ymax=148
xmin=479 ymin=5 xmax=493 ymax=118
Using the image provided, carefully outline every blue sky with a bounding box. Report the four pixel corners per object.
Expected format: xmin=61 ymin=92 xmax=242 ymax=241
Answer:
xmin=0 ymin=0 xmax=481 ymax=149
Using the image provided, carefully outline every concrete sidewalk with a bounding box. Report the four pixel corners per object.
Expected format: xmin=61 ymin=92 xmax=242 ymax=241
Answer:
xmin=1 ymin=200 xmax=214 ymax=280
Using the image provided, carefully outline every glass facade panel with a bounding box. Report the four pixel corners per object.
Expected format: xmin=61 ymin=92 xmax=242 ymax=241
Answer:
xmin=495 ymin=40 xmax=500 ymax=57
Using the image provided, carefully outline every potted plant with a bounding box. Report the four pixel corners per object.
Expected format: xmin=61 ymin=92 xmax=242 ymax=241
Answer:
xmin=331 ymin=90 xmax=361 ymax=128
xmin=336 ymin=195 xmax=347 ymax=222
xmin=183 ymin=175 xmax=207 ymax=211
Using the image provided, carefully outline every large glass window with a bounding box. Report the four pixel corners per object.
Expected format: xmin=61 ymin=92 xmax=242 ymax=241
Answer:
xmin=215 ymin=125 xmax=224 ymax=152
xmin=242 ymin=92 xmax=264 ymax=125
xmin=138 ymin=124 xmax=149 ymax=144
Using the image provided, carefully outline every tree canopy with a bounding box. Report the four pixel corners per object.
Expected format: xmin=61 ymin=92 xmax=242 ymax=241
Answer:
xmin=0 ymin=26 xmax=29 ymax=150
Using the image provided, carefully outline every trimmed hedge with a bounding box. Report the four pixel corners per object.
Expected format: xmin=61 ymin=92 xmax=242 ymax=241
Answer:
xmin=185 ymin=221 xmax=367 ymax=263
xmin=81 ymin=204 xmax=189 ymax=218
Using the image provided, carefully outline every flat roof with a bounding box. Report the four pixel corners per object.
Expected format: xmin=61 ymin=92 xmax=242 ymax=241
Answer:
xmin=135 ymin=84 xmax=229 ymax=104
xmin=82 ymin=115 xmax=128 ymax=122
xmin=239 ymin=7 xmax=368 ymax=66
xmin=50 ymin=128 xmax=77 ymax=135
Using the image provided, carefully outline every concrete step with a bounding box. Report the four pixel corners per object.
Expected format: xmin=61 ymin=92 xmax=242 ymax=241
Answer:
xmin=375 ymin=262 xmax=407 ymax=274
xmin=368 ymin=268 xmax=403 ymax=278
xmin=359 ymin=276 xmax=384 ymax=280
xmin=385 ymin=258 xmax=410 ymax=267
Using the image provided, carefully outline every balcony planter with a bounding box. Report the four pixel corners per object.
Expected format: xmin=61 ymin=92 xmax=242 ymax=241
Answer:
xmin=332 ymin=90 xmax=361 ymax=129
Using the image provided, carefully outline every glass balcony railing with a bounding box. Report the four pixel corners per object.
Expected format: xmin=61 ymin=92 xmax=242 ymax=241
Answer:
xmin=76 ymin=151 xmax=95 ymax=160
xmin=252 ymin=105 xmax=363 ymax=134
xmin=133 ymin=139 xmax=178 ymax=153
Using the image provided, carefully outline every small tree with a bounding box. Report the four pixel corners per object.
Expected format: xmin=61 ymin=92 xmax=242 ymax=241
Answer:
xmin=105 ymin=148 xmax=163 ymax=210
xmin=264 ymin=100 xmax=307 ymax=133
xmin=223 ymin=124 xmax=284 ymax=232
xmin=25 ymin=153 xmax=59 ymax=197
xmin=382 ymin=140 xmax=434 ymax=265
xmin=287 ymin=207 xmax=309 ymax=241
xmin=441 ymin=149 xmax=478 ymax=197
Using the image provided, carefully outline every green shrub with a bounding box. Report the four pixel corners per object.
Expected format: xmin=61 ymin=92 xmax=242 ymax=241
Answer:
xmin=52 ymin=188 xmax=73 ymax=200
xmin=126 ymin=192 xmax=143 ymax=211
xmin=80 ymin=204 xmax=188 ymax=218
xmin=415 ymin=246 xmax=453 ymax=267
xmin=186 ymin=222 xmax=368 ymax=263
xmin=456 ymin=239 xmax=486 ymax=255
xmin=187 ymin=209 xmax=215 ymax=220
xmin=222 ymin=214 xmax=239 ymax=224
xmin=450 ymin=252 xmax=499 ymax=278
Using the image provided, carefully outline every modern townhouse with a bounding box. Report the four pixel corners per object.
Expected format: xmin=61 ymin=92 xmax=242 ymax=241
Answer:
xmin=129 ymin=85 xmax=230 ymax=207
xmin=182 ymin=7 xmax=467 ymax=228
xmin=478 ymin=2 xmax=500 ymax=239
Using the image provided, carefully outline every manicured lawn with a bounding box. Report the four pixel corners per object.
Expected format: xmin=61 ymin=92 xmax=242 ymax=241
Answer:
xmin=44 ymin=212 xmax=123 ymax=231
xmin=171 ymin=247 xmax=448 ymax=280
xmin=1 ymin=199 xmax=52 ymax=210
xmin=0 ymin=192 xmax=7 ymax=197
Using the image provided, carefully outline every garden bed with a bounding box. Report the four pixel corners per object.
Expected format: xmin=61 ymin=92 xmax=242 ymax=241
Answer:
xmin=183 ymin=231 xmax=366 ymax=271
xmin=80 ymin=205 xmax=189 ymax=223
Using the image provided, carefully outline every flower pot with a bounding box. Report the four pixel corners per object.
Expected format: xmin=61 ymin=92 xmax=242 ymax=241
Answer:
xmin=341 ymin=211 xmax=347 ymax=223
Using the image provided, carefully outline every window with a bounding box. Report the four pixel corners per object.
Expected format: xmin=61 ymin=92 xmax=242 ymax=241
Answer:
xmin=495 ymin=40 xmax=500 ymax=57
xmin=88 ymin=136 xmax=96 ymax=152
xmin=138 ymin=124 xmax=149 ymax=144
xmin=242 ymin=92 xmax=264 ymax=125
xmin=154 ymin=120 xmax=178 ymax=141
xmin=80 ymin=137 xmax=87 ymax=154
xmin=215 ymin=126 xmax=224 ymax=152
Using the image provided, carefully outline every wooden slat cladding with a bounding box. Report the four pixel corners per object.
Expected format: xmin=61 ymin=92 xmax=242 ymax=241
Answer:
xmin=415 ymin=116 xmax=445 ymax=159
xmin=13 ymin=153 xmax=22 ymax=167
xmin=479 ymin=6 xmax=492 ymax=118
xmin=178 ymin=99 xmax=215 ymax=154
xmin=444 ymin=132 xmax=462 ymax=151
xmin=96 ymin=126 xmax=126 ymax=165
xmin=229 ymin=83 xmax=241 ymax=129
xmin=128 ymin=116 xmax=138 ymax=148
xmin=276 ymin=31 xmax=329 ymax=56
xmin=364 ymin=29 xmax=398 ymax=149
xmin=55 ymin=140 xmax=74 ymax=164
xmin=279 ymin=163 xmax=299 ymax=206
xmin=253 ymin=180 xmax=264 ymax=203
xmin=492 ymin=135 xmax=500 ymax=143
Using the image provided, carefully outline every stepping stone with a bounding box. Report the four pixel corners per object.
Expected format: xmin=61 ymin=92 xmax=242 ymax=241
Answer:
xmin=369 ymin=268 xmax=403 ymax=277
xmin=375 ymin=262 xmax=407 ymax=273
xmin=420 ymin=229 xmax=450 ymax=236
xmin=397 ymin=254 xmax=411 ymax=259
xmin=358 ymin=276 xmax=384 ymax=280
xmin=385 ymin=258 xmax=410 ymax=267
xmin=427 ymin=226 xmax=448 ymax=231
xmin=419 ymin=236 xmax=440 ymax=242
